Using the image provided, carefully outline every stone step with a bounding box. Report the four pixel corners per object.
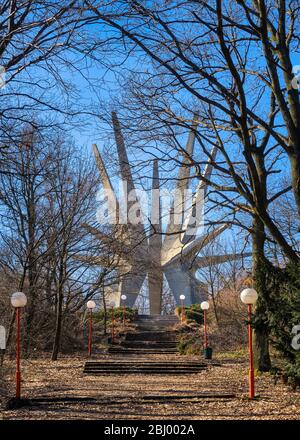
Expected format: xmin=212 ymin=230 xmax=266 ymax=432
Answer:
xmin=84 ymin=370 xmax=204 ymax=375
xmin=135 ymin=317 xmax=178 ymax=329
xmin=134 ymin=326 xmax=177 ymax=332
xmin=108 ymin=346 xmax=178 ymax=351
xmin=136 ymin=320 xmax=177 ymax=325
xmin=84 ymin=360 xmax=207 ymax=375
xmin=108 ymin=348 xmax=178 ymax=355
xmin=85 ymin=362 xmax=206 ymax=367
xmin=120 ymin=341 xmax=177 ymax=348
xmin=136 ymin=318 xmax=178 ymax=323
xmin=84 ymin=366 xmax=206 ymax=371
xmin=125 ymin=331 xmax=177 ymax=341
xmin=108 ymin=353 xmax=179 ymax=356
xmin=135 ymin=323 xmax=177 ymax=329
xmin=137 ymin=315 xmax=178 ymax=320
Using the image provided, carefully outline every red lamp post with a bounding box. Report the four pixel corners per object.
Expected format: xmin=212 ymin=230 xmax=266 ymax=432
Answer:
xmin=11 ymin=292 xmax=27 ymax=400
xmin=86 ymin=300 xmax=96 ymax=357
xmin=179 ymin=294 xmax=185 ymax=323
xmin=240 ymin=288 xmax=258 ymax=400
xmin=247 ymin=303 xmax=255 ymax=399
xmin=200 ymin=301 xmax=210 ymax=348
xmin=110 ymin=301 xmax=116 ymax=344
xmin=121 ymin=294 xmax=127 ymax=329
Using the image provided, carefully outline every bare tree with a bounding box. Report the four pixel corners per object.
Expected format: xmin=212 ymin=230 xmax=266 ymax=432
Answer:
xmin=0 ymin=124 xmax=106 ymax=360
xmin=81 ymin=0 xmax=300 ymax=370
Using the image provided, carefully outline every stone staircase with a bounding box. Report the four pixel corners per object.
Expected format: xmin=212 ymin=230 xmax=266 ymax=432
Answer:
xmin=108 ymin=314 xmax=179 ymax=355
xmin=83 ymin=314 xmax=209 ymax=375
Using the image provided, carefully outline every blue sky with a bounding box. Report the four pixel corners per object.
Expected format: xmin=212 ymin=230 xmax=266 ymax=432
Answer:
xmin=2 ymin=5 xmax=299 ymax=261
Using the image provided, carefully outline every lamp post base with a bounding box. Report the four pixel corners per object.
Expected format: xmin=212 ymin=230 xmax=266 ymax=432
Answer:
xmin=16 ymin=371 xmax=21 ymax=399
xmin=249 ymin=368 xmax=255 ymax=399
xmin=204 ymin=346 xmax=213 ymax=360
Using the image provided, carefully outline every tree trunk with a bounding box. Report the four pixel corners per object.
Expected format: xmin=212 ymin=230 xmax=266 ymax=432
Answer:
xmin=211 ymin=287 xmax=220 ymax=327
xmin=24 ymin=259 xmax=37 ymax=355
xmin=252 ymin=215 xmax=272 ymax=372
xmin=51 ymin=289 xmax=63 ymax=361
xmin=102 ymin=288 xmax=107 ymax=336
xmin=51 ymin=255 xmax=66 ymax=361
xmin=289 ymin=150 xmax=300 ymax=221
xmin=253 ymin=323 xmax=271 ymax=372
xmin=24 ymin=183 xmax=38 ymax=355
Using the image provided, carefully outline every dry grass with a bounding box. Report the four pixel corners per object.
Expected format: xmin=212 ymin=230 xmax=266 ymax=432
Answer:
xmin=1 ymin=351 xmax=300 ymax=420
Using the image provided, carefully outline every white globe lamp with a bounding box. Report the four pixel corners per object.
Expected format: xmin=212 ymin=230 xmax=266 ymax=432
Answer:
xmin=200 ymin=301 xmax=210 ymax=311
xmin=11 ymin=292 xmax=27 ymax=308
xmin=240 ymin=288 xmax=258 ymax=305
xmin=86 ymin=300 xmax=96 ymax=310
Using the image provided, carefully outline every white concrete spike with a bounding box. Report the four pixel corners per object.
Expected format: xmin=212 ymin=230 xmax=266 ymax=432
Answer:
xmin=93 ymin=143 xmax=116 ymax=196
xmin=73 ymin=254 xmax=126 ymax=268
xmin=111 ymin=112 xmax=135 ymax=194
xmin=166 ymin=224 xmax=231 ymax=264
xmin=181 ymin=145 xmax=218 ymax=243
xmin=201 ymin=145 xmax=218 ymax=196
xmin=111 ymin=112 xmax=146 ymax=241
xmin=82 ymin=222 xmax=113 ymax=243
xmin=184 ymin=224 xmax=230 ymax=258
xmin=81 ymin=223 xmax=128 ymax=254
xmin=163 ymin=113 xmax=199 ymax=251
xmin=150 ymin=159 xmax=161 ymax=230
xmin=149 ymin=159 xmax=162 ymax=257
xmin=93 ymin=143 xmax=119 ymax=224
xmin=194 ymin=252 xmax=252 ymax=269
xmin=174 ymin=116 xmax=199 ymax=194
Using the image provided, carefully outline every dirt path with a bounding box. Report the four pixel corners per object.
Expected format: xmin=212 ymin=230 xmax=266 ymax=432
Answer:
xmin=1 ymin=353 xmax=300 ymax=420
